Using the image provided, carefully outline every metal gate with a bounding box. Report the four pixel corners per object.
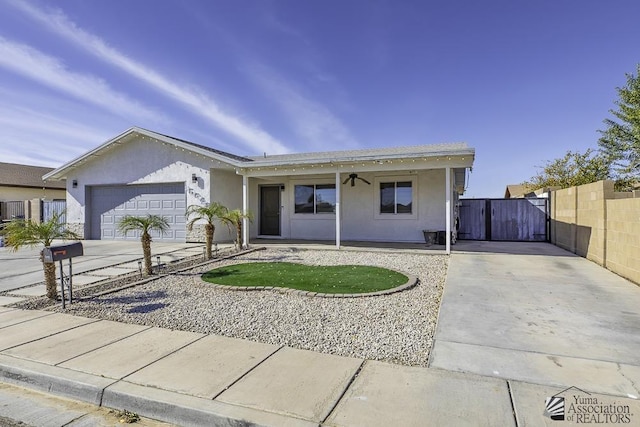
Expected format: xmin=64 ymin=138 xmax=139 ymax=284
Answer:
xmin=42 ymin=200 xmax=66 ymax=223
xmin=1 ymin=201 xmax=25 ymax=220
xmin=458 ymin=198 xmax=549 ymax=241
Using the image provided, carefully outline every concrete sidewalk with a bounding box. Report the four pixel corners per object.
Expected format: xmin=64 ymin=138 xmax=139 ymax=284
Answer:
xmin=0 ymin=307 xmax=639 ymax=426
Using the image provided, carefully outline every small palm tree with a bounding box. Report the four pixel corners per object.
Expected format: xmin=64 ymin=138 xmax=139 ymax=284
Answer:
xmin=2 ymin=211 xmax=79 ymax=300
xmin=221 ymin=209 xmax=253 ymax=250
xmin=186 ymin=202 xmax=228 ymax=259
xmin=117 ymin=214 xmax=169 ymax=275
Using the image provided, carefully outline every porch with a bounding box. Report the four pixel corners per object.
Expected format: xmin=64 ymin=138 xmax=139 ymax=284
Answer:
xmin=250 ymin=238 xmax=449 ymax=254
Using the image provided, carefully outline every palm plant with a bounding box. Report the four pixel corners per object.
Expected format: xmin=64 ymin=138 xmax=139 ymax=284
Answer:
xmin=2 ymin=211 xmax=79 ymax=300
xmin=117 ymin=214 xmax=169 ymax=275
xmin=186 ymin=202 xmax=228 ymax=259
xmin=221 ymin=209 xmax=253 ymax=250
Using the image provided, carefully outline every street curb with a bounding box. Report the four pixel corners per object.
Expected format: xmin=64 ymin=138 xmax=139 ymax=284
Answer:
xmin=103 ymin=380 xmax=316 ymax=427
xmin=0 ymin=354 xmax=114 ymax=406
xmin=0 ymin=353 xmax=316 ymax=427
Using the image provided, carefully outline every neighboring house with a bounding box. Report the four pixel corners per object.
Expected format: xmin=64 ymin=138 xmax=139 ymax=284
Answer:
xmin=504 ymin=184 xmax=534 ymax=198
xmin=504 ymin=184 xmax=558 ymax=199
xmin=43 ymin=127 xmax=475 ymax=252
xmin=0 ymin=162 xmax=66 ymax=220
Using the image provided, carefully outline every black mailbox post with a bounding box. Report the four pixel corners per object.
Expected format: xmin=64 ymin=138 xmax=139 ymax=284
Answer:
xmin=43 ymin=242 xmax=83 ymax=308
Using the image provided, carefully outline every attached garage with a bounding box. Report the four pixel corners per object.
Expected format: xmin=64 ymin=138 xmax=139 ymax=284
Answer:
xmin=89 ymin=183 xmax=186 ymax=241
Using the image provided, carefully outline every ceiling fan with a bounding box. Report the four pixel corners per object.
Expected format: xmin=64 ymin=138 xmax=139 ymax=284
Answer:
xmin=343 ymin=173 xmax=371 ymax=187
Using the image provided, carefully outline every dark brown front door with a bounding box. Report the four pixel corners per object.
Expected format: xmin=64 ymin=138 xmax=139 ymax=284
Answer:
xmin=260 ymin=186 xmax=281 ymax=236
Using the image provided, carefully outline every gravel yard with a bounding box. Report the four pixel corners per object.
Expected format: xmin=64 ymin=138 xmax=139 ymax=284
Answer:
xmin=53 ymin=248 xmax=448 ymax=366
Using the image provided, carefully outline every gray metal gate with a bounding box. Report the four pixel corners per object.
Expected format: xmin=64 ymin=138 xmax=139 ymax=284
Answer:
xmin=42 ymin=200 xmax=66 ymax=223
xmin=458 ymin=198 xmax=549 ymax=241
xmin=1 ymin=201 xmax=25 ymax=220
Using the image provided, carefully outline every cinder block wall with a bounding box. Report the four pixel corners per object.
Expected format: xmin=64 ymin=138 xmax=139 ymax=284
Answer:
xmin=550 ymin=180 xmax=639 ymax=285
xmin=575 ymin=181 xmax=613 ymax=264
xmin=606 ymin=198 xmax=640 ymax=284
xmin=551 ymin=186 xmax=577 ymax=253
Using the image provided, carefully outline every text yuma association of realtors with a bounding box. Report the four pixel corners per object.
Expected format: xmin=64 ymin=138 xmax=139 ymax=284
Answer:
xmin=567 ymin=395 xmax=633 ymax=424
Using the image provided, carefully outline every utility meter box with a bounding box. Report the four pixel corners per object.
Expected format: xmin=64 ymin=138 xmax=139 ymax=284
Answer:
xmin=43 ymin=242 xmax=83 ymax=263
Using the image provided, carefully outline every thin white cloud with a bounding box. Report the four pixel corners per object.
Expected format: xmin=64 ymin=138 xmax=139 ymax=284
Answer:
xmin=245 ymin=63 xmax=359 ymax=151
xmin=0 ymin=37 xmax=161 ymax=123
xmin=9 ymin=0 xmax=290 ymax=155
xmin=0 ymin=104 xmax=110 ymax=147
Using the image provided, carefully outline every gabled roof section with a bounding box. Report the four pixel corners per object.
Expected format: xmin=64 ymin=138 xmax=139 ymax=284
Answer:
xmin=504 ymin=184 xmax=533 ymax=198
xmin=43 ymin=127 xmax=252 ymax=180
xmin=247 ymin=142 xmax=474 ymax=167
xmin=141 ymin=128 xmax=253 ymax=163
xmin=0 ymin=162 xmax=66 ymax=189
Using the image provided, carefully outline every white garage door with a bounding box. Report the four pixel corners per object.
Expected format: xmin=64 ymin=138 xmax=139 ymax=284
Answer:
xmin=90 ymin=183 xmax=186 ymax=241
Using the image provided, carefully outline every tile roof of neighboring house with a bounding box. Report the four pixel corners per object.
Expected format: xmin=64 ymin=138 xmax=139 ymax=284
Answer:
xmin=0 ymin=162 xmax=66 ymax=189
xmin=248 ymin=142 xmax=474 ymax=167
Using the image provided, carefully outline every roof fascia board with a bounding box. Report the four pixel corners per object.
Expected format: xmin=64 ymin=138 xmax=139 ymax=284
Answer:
xmin=239 ymin=157 xmax=474 ymax=178
xmin=248 ymin=150 xmax=475 ymax=169
xmin=43 ymin=127 xmax=137 ymax=181
xmin=43 ymin=127 xmax=243 ymax=181
xmin=135 ymin=128 xmax=246 ymax=166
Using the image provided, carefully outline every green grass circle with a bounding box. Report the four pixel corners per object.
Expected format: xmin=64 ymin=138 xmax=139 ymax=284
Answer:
xmin=201 ymin=262 xmax=408 ymax=294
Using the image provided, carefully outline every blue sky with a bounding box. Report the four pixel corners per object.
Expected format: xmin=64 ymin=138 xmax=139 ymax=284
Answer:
xmin=0 ymin=0 xmax=638 ymax=197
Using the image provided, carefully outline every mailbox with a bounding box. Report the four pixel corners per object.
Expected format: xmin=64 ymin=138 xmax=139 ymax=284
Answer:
xmin=43 ymin=242 xmax=83 ymax=263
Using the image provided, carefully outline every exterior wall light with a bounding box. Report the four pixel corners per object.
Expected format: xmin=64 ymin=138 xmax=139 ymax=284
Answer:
xmin=72 ymin=179 xmax=78 ymax=188
xmin=192 ymin=173 xmax=198 ymax=183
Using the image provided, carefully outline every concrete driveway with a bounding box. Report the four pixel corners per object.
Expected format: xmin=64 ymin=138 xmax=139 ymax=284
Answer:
xmin=0 ymin=241 xmax=205 ymax=298
xmin=430 ymin=241 xmax=640 ymax=398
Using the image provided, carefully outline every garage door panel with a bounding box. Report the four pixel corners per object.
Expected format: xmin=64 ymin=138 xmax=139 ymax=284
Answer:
xmin=90 ymin=183 xmax=186 ymax=241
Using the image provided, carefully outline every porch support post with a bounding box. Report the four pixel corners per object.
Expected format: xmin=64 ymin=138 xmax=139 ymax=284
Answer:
xmin=445 ymin=167 xmax=451 ymax=254
xmin=242 ymin=174 xmax=249 ymax=249
xmin=335 ymin=172 xmax=341 ymax=249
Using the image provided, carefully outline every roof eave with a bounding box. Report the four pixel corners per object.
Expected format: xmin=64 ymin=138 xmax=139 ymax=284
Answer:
xmin=43 ymin=127 xmax=246 ymax=181
xmin=245 ymin=149 xmax=475 ymax=169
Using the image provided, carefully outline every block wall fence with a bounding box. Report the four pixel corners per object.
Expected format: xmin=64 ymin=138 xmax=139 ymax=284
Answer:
xmin=550 ymin=180 xmax=640 ymax=285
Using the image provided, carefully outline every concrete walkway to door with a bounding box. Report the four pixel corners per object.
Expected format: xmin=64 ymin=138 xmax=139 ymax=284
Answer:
xmin=430 ymin=241 xmax=640 ymax=398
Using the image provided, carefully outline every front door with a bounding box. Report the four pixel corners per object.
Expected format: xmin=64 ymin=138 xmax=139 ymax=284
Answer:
xmin=260 ymin=185 xmax=281 ymax=236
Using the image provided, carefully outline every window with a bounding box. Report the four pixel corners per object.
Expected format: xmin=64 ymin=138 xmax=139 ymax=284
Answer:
xmin=294 ymin=184 xmax=336 ymax=214
xmin=380 ymin=181 xmax=412 ymax=214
